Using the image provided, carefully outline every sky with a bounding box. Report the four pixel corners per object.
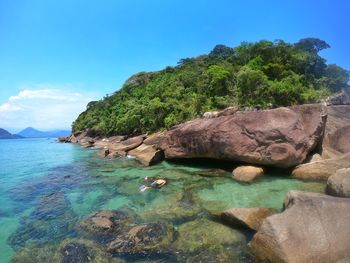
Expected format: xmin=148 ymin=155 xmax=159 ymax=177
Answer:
xmin=0 ymin=0 xmax=349 ymax=132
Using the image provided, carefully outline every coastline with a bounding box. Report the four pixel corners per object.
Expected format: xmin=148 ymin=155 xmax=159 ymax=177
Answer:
xmin=59 ymin=98 xmax=350 ymax=262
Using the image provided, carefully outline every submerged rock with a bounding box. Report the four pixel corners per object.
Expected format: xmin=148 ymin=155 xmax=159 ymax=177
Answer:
xmin=128 ymin=144 xmax=164 ymax=166
xmin=292 ymin=152 xmax=350 ymax=181
xmin=232 ymin=166 xmax=264 ymax=183
xmin=11 ymin=243 xmax=56 ymax=263
xmin=326 ymin=168 xmax=350 ymax=197
xmin=173 ymin=218 xmax=246 ymax=254
xmin=196 ymin=169 xmax=232 ymax=178
xmin=80 ymin=210 xmax=133 ymax=237
xmin=8 ymin=192 xmax=77 ymax=248
xmin=221 ymin=207 xmax=275 ymax=231
xmin=157 ymin=104 xmax=326 ymax=168
xmin=184 ymin=247 xmax=235 ymax=263
xmin=96 ymin=148 xmax=110 ymax=158
xmin=107 ymin=222 xmax=174 ymax=255
xmin=52 ymin=238 xmax=109 ymax=263
xmin=140 ymin=191 xmax=202 ymax=222
xmin=250 ymin=191 xmax=350 ymax=263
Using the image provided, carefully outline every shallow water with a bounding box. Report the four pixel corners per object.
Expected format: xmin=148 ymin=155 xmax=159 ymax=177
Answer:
xmin=0 ymin=138 xmax=325 ymax=262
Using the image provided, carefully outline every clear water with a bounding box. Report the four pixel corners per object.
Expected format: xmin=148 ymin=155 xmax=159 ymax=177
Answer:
xmin=0 ymin=138 xmax=325 ymax=262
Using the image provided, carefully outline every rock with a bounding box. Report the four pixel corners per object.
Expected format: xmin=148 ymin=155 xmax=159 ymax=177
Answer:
xmin=140 ymin=191 xmax=201 ymax=222
xmin=326 ymin=168 xmax=350 ymax=197
xmin=249 ymin=191 xmax=350 ymax=263
xmin=306 ymin=153 xmax=322 ymax=163
xmin=127 ymin=144 xmax=164 ymax=166
xmin=96 ymin=148 xmax=110 ymax=158
xmin=107 ymin=222 xmax=174 ymax=255
xmin=157 ymin=104 xmax=326 ymax=168
xmin=183 ymin=247 xmax=234 ymax=263
xmin=232 ymin=166 xmax=264 ymax=183
xmin=203 ymin=111 xmax=219 ymax=118
xmin=78 ymin=137 xmax=95 ymax=148
xmin=326 ymin=89 xmax=350 ymax=105
xmin=143 ymin=132 xmax=165 ymax=145
xmin=52 ymin=238 xmax=109 ymax=263
xmin=58 ymin=136 xmax=70 ymax=143
xmin=11 ymin=243 xmax=56 ymax=263
xmin=173 ymin=218 xmax=246 ymax=254
xmin=221 ymin=207 xmax=275 ymax=231
xmin=323 ymin=125 xmax=350 ymax=157
xmin=107 ymin=150 xmax=127 ymax=158
xmin=217 ymin=106 xmax=239 ymax=117
xmin=109 ymin=135 xmax=145 ymax=152
xmin=80 ymin=210 xmax=133 ymax=237
xmin=196 ymin=168 xmax=232 ymax=178
xmin=292 ymin=152 xmax=350 ymax=181
xmin=322 ymin=105 xmax=350 ymax=159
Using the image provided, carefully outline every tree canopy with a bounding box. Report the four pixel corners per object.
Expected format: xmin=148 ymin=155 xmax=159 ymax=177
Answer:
xmin=72 ymin=38 xmax=349 ymax=136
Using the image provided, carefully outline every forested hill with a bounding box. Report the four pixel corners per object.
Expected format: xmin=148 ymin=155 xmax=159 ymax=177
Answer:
xmin=72 ymin=38 xmax=349 ymax=136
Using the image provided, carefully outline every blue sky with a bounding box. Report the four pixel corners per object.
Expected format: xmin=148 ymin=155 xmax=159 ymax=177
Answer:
xmin=0 ymin=0 xmax=349 ymax=131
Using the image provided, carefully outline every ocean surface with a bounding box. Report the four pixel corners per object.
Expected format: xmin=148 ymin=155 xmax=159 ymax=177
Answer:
xmin=0 ymin=138 xmax=325 ymax=262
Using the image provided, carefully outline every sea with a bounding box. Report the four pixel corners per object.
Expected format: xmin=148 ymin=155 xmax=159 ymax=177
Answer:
xmin=0 ymin=138 xmax=325 ymax=262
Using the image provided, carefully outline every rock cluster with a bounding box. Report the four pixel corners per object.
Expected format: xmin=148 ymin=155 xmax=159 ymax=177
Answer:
xmin=249 ymin=191 xmax=350 ymax=263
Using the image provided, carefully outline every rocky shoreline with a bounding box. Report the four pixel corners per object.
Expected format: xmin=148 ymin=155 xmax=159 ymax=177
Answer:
xmin=58 ymin=91 xmax=350 ymax=262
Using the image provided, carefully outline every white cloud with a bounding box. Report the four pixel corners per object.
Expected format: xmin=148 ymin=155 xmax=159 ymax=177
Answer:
xmin=0 ymin=84 xmax=97 ymax=131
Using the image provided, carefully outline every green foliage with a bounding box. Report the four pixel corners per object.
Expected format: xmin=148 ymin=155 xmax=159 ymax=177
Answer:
xmin=72 ymin=38 xmax=349 ymax=136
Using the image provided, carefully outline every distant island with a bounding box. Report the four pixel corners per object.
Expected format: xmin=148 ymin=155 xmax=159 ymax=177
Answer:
xmin=0 ymin=128 xmax=23 ymax=139
xmin=0 ymin=127 xmax=71 ymax=139
xmin=17 ymin=127 xmax=71 ymax=138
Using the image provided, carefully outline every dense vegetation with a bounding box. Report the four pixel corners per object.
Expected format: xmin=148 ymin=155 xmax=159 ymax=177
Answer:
xmin=73 ymin=38 xmax=349 ymax=135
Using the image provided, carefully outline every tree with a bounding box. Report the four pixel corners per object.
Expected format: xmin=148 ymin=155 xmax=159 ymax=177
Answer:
xmin=295 ymin=38 xmax=330 ymax=54
xmin=236 ymin=66 xmax=270 ymax=106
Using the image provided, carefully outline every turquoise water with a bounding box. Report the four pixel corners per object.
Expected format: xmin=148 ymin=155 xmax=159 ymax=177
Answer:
xmin=0 ymin=138 xmax=325 ymax=262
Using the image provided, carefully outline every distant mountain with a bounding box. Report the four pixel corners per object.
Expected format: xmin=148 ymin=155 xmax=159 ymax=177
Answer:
xmin=0 ymin=128 xmax=23 ymax=139
xmin=17 ymin=127 xmax=71 ymax=138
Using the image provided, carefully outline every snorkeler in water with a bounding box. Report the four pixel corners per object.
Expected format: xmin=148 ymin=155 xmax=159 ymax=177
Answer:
xmin=139 ymin=176 xmax=166 ymax=192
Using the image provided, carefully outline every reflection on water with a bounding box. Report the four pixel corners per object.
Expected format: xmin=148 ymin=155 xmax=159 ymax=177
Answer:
xmin=0 ymin=139 xmax=325 ymax=262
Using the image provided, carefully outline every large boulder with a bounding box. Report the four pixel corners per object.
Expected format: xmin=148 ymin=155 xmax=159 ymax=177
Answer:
xmin=249 ymin=191 xmax=350 ymax=263
xmin=322 ymin=105 xmax=350 ymax=159
xmin=127 ymin=144 xmax=164 ymax=166
xmin=232 ymin=166 xmax=264 ymax=183
xmin=292 ymin=152 xmax=350 ymax=181
xmin=157 ymin=104 xmax=326 ymax=168
xmin=326 ymin=168 xmax=350 ymax=197
xmin=326 ymin=89 xmax=350 ymax=105
xmin=221 ymin=207 xmax=275 ymax=231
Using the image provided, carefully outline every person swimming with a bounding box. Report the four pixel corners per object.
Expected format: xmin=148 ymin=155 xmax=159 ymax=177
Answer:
xmin=139 ymin=177 xmax=166 ymax=192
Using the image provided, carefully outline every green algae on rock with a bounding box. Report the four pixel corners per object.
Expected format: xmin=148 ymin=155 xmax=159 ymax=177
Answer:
xmin=107 ymin=222 xmax=175 ymax=256
xmin=173 ymin=218 xmax=246 ymax=254
xmin=52 ymin=238 xmax=109 ymax=263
